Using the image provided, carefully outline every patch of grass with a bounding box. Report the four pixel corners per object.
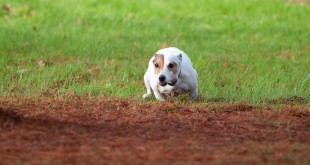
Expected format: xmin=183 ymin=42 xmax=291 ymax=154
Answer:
xmin=0 ymin=0 xmax=309 ymax=103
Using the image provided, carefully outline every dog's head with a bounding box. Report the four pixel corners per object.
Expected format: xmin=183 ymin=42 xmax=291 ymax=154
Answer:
xmin=153 ymin=53 xmax=182 ymax=87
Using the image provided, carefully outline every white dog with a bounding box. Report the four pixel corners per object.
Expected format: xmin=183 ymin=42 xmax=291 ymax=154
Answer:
xmin=143 ymin=47 xmax=198 ymax=101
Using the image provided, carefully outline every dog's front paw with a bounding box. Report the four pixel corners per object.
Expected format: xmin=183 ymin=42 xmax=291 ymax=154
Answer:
xmin=189 ymin=88 xmax=198 ymax=100
xmin=142 ymin=93 xmax=152 ymax=99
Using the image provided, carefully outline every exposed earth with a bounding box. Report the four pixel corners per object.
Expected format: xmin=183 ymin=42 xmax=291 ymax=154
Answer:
xmin=0 ymin=96 xmax=309 ymax=164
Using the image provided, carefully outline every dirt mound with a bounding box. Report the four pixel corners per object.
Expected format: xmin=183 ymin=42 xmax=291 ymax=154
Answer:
xmin=0 ymin=96 xmax=309 ymax=164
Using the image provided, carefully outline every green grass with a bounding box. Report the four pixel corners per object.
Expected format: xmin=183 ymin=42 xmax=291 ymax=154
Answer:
xmin=0 ymin=0 xmax=309 ymax=103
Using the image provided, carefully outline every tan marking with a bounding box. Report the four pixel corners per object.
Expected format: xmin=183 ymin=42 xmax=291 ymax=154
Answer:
xmin=153 ymin=54 xmax=164 ymax=74
xmin=168 ymin=62 xmax=178 ymax=74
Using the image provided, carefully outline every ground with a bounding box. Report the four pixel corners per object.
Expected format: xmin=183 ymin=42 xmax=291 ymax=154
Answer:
xmin=0 ymin=96 xmax=309 ymax=164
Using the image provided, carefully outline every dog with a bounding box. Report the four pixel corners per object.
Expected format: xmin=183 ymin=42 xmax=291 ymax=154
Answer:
xmin=143 ymin=47 xmax=198 ymax=101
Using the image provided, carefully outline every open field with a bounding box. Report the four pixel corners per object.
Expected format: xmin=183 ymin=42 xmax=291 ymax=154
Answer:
xmin=1 ymin=0 xmax=309 ymax=102
xmin=0 ymin=0 xmax=310 ymax=164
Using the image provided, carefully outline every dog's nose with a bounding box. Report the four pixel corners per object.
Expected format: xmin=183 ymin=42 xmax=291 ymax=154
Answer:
xmin=159 ymin=75 xmax=166 ymax=82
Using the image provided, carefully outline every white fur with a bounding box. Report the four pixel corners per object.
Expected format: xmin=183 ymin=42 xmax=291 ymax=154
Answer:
xmin=143 ymin=47 xmax=198 ymax=101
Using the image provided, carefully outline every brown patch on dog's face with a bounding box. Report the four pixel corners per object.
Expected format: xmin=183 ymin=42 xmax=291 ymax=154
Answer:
xmin=153 ymin=54 xmax=164 ymax=74
xmin=167 ymin=62 xmax=178 ymax=74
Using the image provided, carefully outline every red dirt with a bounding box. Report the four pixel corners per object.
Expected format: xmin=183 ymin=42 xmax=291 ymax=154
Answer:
xmin=0 ymin=96 xmax=309 ymax=164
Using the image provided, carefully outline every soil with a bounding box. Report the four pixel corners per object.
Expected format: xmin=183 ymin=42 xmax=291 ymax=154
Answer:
xmin=0 ymin=96 xmax=309 ymax=164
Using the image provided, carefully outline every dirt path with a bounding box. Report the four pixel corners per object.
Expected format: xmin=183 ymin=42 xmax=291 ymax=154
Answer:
xmin=0 ymin=96 xmax=309 ymax=164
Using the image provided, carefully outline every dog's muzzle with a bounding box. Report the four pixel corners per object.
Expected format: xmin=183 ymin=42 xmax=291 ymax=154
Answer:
xmin=159 ymin=81 xmax=176 ymax=87
xmin=158 ymin=75 xmax=178 ymax=86
xmin=159 ymin=75 xmax=177 ymax=86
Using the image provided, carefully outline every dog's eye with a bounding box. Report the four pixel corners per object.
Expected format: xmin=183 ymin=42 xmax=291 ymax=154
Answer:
xmin=154 ymin=63 xmax=159 ymax=68
xmin=168 ymin=63 xmax=174 ymax=68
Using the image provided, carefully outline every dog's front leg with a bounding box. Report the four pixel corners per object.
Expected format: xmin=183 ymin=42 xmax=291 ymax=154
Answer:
xmin=143 ymin=75 xmax=153 ymax=99
xmin=153 ymin=90 xmax=166 ymax=101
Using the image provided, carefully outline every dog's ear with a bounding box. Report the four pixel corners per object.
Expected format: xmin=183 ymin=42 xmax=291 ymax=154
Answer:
xmin=178 ymin=53 xmax=182 ymax=61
